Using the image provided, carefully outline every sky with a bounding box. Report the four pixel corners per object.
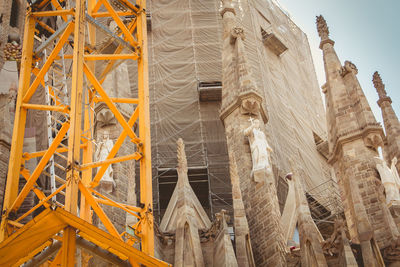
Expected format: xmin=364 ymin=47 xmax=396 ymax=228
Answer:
xmin=276 ymin=0 xmax=400 ymax=125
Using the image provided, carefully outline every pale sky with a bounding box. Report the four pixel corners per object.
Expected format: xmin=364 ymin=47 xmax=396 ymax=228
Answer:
xmin=276 ymin=0 xmax=400 ymax=125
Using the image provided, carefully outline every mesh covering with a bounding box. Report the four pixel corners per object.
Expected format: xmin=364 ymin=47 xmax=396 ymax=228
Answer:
xmin=147 ymin=0 xmax=232 ymax=222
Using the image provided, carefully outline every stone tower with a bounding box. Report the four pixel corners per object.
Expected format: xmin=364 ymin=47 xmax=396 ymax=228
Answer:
xmin=316 ymin=15 xmax=397 ymax=264
xmin=219 ymin=0 xmax=286 ymax=266
xmin=373 ymin=71 xmax=400 ymax=171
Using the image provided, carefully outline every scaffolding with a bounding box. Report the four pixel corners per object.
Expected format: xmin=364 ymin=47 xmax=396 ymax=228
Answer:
xmin=306 ymin=179 xmax=344 ymax=237
xmin=0 ymin=0 xmax=169 ymax=266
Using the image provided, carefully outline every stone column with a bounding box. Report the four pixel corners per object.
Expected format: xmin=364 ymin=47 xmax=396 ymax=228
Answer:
xmin=219 ymin=1 xmax=286 ymax=266
xmin=373 ymin=71 xmax=400 ymax=172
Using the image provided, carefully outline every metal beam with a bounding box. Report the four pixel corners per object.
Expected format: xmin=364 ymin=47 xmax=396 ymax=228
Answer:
xmin=76 ymin=237 xmax=130 ymax=267
xmin=24 ymin=241 xmax=62 ymax=267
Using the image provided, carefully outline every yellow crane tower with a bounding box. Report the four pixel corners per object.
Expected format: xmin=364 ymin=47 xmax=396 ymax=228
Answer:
xmin=0 ymin=0 xmax=169 ymax=266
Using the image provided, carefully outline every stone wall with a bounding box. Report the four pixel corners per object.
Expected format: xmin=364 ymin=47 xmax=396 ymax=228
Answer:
xmin=335 ymin=139 xmax=395 ymax=248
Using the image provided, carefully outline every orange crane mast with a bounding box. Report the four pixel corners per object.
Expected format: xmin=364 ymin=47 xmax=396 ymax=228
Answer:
xmin=0 ymin=0 xmax=169 ymax=266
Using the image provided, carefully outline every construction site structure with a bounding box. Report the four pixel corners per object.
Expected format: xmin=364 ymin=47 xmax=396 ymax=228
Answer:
xmin=0 ymin=0 xmax=169 ymax=265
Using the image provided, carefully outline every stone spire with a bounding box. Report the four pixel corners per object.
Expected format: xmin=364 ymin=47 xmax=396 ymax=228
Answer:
xmin=219 ymin=1 xmax=286 ymax=265
xmin=316 ymin=16 xmax=394 ymax=264
xmin=160 ymin=138 xmax=211 ymax=267
xmin=317 ymin=15 xmax=383 ymax=156
xmin=373 ymin=72 xmax=400 ymax=170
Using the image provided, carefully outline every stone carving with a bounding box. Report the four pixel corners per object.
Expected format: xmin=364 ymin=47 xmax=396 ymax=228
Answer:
xmin=373 ymin=71 xmax=387 ymax=99
xmin=244 ymin=118 xmax=273 ymax=182
xmin=240 ymin=99 xmax=260 ymax=117
xmin=97 ymin=110 xmax=117 ymax=128
xmin=316 ymin=15 xmax=329 ymax=40
xmin=96 ymin=131 xmax=115 ymax=192
xmin=364 ymin=133 xmax=383 ymax=149
xmin=375 ymin=157 xmax=400 ymax=204
xmin=340 ymin=61 xmax=358 ymax=76
xmin=230 ymin=26 xmax=244 ymax=44
xmin=392 ymin=157 xmax=400 ymax=186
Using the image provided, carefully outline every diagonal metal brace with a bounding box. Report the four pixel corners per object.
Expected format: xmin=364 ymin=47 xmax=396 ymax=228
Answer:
xmin=85 ymin=13 xmax=136 ymax=52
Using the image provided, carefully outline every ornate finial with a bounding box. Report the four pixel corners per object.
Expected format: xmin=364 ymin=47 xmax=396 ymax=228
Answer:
xmin=220 ymin=0 xmax=235 ymax=17
xmin=177 ymin=138 xmax=187 ymax=171
xmin=373 ymin=71 xmax=387 ymax=99
xmin=316 ymin=15 xmax=329 ymax=40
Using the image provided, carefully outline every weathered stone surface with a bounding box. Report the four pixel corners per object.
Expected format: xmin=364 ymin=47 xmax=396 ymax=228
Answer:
xmin=229 ymin=153 xmax=255 ymax=267
xmin=317 ymin=15 xmax=395 ymax=265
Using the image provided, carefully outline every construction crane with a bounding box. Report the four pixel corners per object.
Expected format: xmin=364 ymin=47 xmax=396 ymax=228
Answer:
xmin=0 ymin=0 xmax=169 ymax=266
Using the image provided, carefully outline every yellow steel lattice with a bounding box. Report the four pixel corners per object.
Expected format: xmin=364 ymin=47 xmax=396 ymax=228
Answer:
xmin=0 ymin=0 xmax=168 ymax=266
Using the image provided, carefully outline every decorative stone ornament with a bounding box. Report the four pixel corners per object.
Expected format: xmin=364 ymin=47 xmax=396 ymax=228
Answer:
xmin=364 ymin=133 xmax=384 ymax=150
xmin=373 ymin=71 xmax=387 ymax=99
xmin=230 ymin=26 xmax=244 ymax=44
xmin=340 ymin=61 xmax=358 ymax=77
xmin=240 ymin=99 xmax=260 ymax=117
xmin=220 ymin=91 xmax=268 ymax=124
xmin=97 ymin=110 xmax=117 ymax=128
xmin=316 ymin=15 xmax=329 ymax=40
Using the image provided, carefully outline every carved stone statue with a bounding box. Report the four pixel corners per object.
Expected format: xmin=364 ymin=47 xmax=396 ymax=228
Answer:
xmin=244 ymin=118 xmax=273 ymax=182
xmin=391 ymin=157 xmax=400 ymax=189
xmin=96 ymin=131 xmax=115 ymax=192
xmin=375 ymin=157 xmax=400 ymax=204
